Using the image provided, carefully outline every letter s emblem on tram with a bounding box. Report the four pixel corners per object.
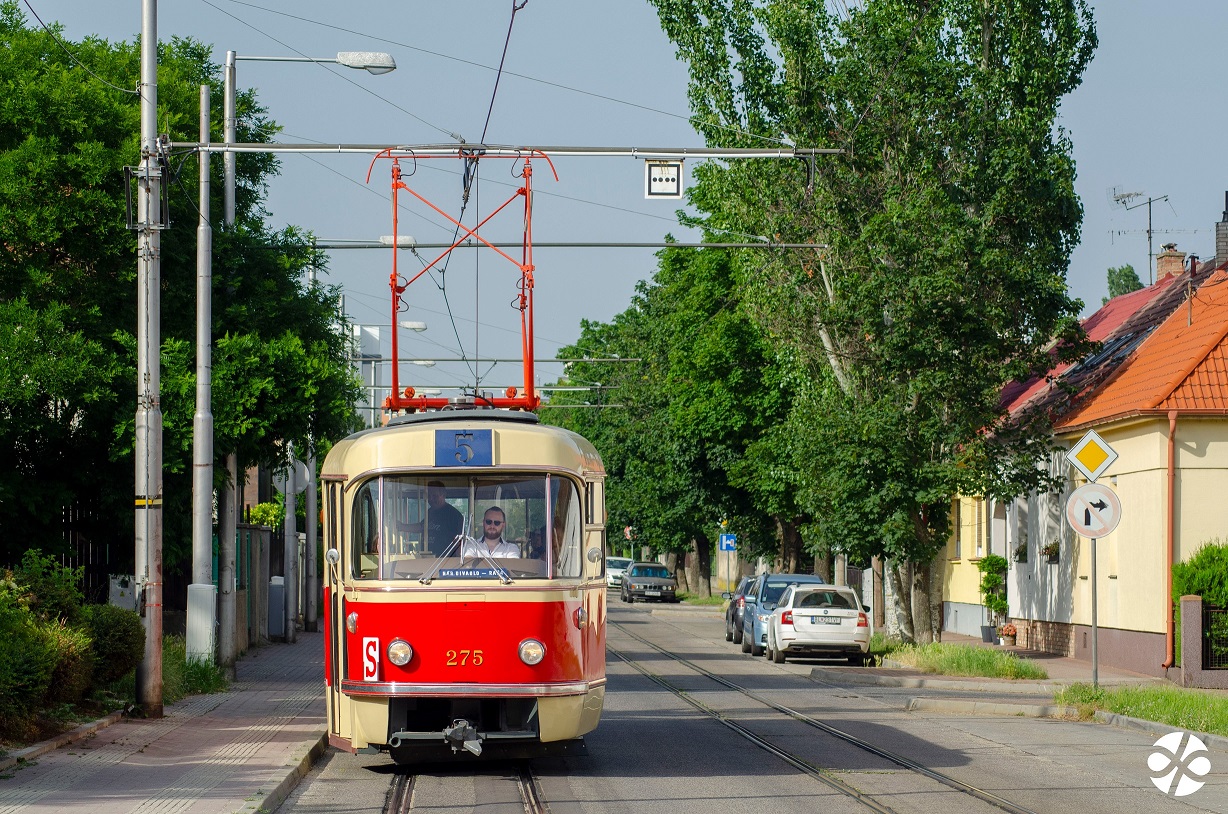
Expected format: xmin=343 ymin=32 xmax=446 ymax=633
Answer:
xmin=362 ymin=637 xmax=380 ymax=682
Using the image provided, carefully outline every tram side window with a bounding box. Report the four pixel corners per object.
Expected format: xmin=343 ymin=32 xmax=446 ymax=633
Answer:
xmin=352 ymin=481 xmax=381 ymax=579
xmin=552 ymin=478 xmax=583 ymax=579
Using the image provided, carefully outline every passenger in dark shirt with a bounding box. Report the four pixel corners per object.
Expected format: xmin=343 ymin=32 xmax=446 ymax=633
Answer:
xmin=423 ymin=481 xmax=463 ymax=553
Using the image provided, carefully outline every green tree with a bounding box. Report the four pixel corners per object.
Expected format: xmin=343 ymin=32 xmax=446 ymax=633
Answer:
xmin=649 ymin=0 xmax=1096 ymax=640
xmin=1103 ymin=263 xmax=1143 ymax=304
xmin=546 ymin=246 xmax=804 ymax=594
xmin=0 ymin=4 xmax=361 ymax=569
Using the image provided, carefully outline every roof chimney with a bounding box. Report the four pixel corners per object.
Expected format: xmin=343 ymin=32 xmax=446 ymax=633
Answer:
xmin=1218 ymin=191 xmax=1228 ymax=265
xmin=1156 ymin=242 xmax=1185 ymax=282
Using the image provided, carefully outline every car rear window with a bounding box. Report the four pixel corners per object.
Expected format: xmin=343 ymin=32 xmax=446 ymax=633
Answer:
xmin=797 ymin=590 xmax=855 ymax=610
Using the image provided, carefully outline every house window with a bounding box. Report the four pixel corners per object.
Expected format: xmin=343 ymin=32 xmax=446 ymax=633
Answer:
xmin=975 ymin=498 xmax=985 ymax=558
xmin=950 ymin=499 xmax=961 ymax=559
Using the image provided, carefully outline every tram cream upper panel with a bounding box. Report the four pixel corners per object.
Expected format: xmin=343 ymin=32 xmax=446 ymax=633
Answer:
xmin=324 ymin=418 xmax=605 ymax=481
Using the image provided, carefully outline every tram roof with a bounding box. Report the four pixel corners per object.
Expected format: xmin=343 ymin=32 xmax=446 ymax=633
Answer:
xmin=323 ymin=409 xmax=604 ymax=479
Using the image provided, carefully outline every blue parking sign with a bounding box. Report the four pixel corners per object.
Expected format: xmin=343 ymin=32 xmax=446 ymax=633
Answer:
xmin=718 ymin=533 xmax=736 ymax=551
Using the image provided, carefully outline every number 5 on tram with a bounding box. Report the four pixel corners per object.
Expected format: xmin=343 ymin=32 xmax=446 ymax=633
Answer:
xmin=320 ymin=409 xmax=608 ymax=762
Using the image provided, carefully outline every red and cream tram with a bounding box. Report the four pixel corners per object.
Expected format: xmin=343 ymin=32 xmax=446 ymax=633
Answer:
xmin=321 ymin=408 xmax=607 ymax=760
xmin=321 ymin=147 xmax=606 ymax=761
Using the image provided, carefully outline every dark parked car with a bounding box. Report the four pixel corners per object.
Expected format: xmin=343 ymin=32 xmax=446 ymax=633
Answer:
xmin=620 ymin=562 xmax=679 ymax=603
xmin=722 ymin=576 xmax=756 ymax=644
xmin=740 ymin=573 xmax=828 ymax=656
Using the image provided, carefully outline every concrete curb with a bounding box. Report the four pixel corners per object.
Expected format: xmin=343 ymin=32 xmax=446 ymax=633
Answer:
xmin=233 ymin=729 xmax=329 ymax=814
xmin=1092 ymin=711 xmax=1228 ymax=751
xmin=0 ymin=709 xmax=126 ymax=773
xmin=906 ymin=697 xmax=1079 ymax=718
xmin=810 ymin=666 xmax=1065 ymax=695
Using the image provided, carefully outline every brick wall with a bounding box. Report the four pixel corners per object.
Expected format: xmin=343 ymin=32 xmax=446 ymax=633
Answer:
xmin=1017 ymin=618 xmax=1075 ymax=656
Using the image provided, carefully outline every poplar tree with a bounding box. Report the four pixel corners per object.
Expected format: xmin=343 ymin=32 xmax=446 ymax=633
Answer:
xmin=648 ymin=0 xmax=1096 ymax=640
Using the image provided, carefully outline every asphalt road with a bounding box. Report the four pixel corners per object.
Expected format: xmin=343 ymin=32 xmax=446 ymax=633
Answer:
xmin=277 ymin=603 xmax=1227 ymax=814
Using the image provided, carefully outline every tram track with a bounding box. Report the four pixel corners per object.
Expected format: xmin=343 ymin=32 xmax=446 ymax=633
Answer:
xmin=610 ymin=619 xmax=1039 ymax=814
xmin=383 ymin=763 xmax=549 ymax=814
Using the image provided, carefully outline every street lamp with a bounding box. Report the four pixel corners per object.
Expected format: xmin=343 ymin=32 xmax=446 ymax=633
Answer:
xmin=223 ymin=49 xmax=397 ymax=223
xmin=214 ymin=48 xmax=395 ymax=651
xmin=348 ymin=321 xmax=430 ymax=427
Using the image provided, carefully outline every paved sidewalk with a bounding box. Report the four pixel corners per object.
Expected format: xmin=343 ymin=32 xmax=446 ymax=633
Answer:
xmin=0 ymin=631 xmax=326 ymax=814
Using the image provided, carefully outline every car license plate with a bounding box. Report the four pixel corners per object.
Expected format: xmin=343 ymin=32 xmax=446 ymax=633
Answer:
xmin=812 ymin=616 xmax=842 ymax=625
xmin=645 ymin=590 xmax=662 ymax=597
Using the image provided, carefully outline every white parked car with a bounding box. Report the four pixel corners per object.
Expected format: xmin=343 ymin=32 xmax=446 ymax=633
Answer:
xmin=606 ymin=556 xmax=633 ymax=588
xmin=765 ymin=585 xmax=870 ymax=665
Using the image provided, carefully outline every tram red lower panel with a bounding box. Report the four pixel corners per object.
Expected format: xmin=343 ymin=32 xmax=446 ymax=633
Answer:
xmin=343 ymin=597 xmax=601 ymax=687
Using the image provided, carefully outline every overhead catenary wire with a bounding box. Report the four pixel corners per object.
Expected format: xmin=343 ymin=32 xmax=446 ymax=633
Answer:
xmin=205 ymin=0 xmax=794 ymax=148
xmin=197 ymin=0 xmax=464 ymax=141
xmin=22 ymin=0 xmax=142 ymax=97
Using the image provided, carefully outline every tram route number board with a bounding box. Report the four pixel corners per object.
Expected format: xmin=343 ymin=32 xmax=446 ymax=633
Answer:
xmin=435 ymin=429 xmax=493 ymax=467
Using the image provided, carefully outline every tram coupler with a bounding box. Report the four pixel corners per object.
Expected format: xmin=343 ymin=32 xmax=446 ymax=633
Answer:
xmin=443 ymin=719 xmax=483 ymax=756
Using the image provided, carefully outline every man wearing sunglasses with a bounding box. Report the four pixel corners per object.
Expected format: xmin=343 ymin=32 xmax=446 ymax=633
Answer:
xmin=459 ymin=506 xmax=520 ymax=559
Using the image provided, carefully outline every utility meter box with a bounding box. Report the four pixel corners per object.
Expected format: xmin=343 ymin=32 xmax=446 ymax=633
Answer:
xmin=109 ymin=574 xmax=139 ymax=611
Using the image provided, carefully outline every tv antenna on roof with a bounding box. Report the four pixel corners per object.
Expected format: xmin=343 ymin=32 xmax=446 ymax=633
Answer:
xmin=1108 ymin=186 xmax=1169 ymax=284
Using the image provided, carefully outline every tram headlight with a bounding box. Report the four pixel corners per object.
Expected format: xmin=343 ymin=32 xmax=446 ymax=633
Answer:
xmin=345 ymin=611 xmax=359 ymax=633
xmin=387 ymin=639 xmax=413 ymax=666
xmin=518 ymin=638 xmax=546 ymax=665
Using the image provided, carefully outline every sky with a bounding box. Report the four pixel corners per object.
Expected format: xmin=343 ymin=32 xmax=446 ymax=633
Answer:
xmin=19 ymin=0 xmax=1228 ymax=400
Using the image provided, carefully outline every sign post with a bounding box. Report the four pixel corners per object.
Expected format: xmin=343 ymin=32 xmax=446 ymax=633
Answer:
xmin=718 ymin=533 xmax=736 ymax=591
xmin=1065 ymin=430 xmax=1121 ymax=688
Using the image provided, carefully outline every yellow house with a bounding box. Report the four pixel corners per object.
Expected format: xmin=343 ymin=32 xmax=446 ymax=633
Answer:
xmin=942 ymin=241 xmax=1228 ymax=678
xmin=1031 ymin=264 xmax=1228 ymax=677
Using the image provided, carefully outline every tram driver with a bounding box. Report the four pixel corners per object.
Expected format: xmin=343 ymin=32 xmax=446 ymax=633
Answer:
xmin=459 ymin=506 xmax=521 ymax=560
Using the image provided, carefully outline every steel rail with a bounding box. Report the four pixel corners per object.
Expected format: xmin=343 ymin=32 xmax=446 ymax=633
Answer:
xmin=608 ymin=644 xmax=899 ymax=814
xmin=612 ymin=621 xmax=1040 ymax=814
xmin=385 ymin=771 xmax=415 ymax=814
xmin=516 ymin=763 xmax=550 ymax=814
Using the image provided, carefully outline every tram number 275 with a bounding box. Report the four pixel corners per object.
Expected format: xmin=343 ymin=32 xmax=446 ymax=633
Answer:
xmin=446 ymin=649 xmax=484 ymax=666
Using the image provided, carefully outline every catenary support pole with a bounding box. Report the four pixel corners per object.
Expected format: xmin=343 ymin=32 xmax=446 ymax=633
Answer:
xmin=221 ymin=50 xmax=240 ymax=657
xmin=187 ymin=84 xmax=217 ymax=663
xmin=284 ymin=449 xmax=298 ymax=644
xmin=135 ymin=0 xmax=164 ymax=717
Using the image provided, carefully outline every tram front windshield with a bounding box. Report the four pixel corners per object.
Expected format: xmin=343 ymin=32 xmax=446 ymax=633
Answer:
xmin=351 ymin=474 xmax=584 ymax=581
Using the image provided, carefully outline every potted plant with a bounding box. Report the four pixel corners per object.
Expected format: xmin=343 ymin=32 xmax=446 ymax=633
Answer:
xmin=1013 ymin=542 xmax=1028 ymax=563
xmin=999 ymin=622 xmax=1017 ymax=646
xmin=977 ymin=553 xmax=1010 ymax=642
xmin=1042 ymin=540 xmax=1060 ymax=564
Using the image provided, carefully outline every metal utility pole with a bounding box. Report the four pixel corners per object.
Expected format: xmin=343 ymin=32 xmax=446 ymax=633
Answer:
xmin=1123 ymin=194 xmax=1169 ymax=284
xmin=187 ymin=84 xmax=217 ymax=664
xmin=284 ymin=448 xmax=298 ymax=644
xmin=135 ymin=0 xmax=164 ymax=717
xmin=219 ymin=50 xmax=240 ymax=664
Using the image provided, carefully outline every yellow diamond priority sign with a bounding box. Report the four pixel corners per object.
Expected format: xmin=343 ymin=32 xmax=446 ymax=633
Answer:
xmin=1066 ymin=429 xmax=1118 ymax=483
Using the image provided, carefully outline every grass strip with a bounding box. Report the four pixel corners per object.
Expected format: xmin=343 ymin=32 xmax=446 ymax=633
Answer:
xmin=1055 ymin=683 xmax=1228 ymax=736
xmin=888 ymin=642 xmax=1049 ymax=680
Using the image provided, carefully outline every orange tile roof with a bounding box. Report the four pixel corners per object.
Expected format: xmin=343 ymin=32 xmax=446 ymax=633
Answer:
xmin=1058 ymin=270 xmax=1228 ymax=429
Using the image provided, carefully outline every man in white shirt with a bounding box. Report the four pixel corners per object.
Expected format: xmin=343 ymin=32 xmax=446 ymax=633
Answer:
xmin=460 ymin=506 xmax=520 ymax=560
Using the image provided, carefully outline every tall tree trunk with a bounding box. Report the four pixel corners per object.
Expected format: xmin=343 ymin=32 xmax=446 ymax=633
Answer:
xmin=692 ymin=532 xmax=713 ymax=597
xmin=777 ymin=516 xmax=804 ymax=573
xmin=911 ymin=562 xmax=934 ymax=644
xmin=888 ymin=560 xmax=916 ymax=643
xmin=667 ymin=549 xmax=689 ymax=592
